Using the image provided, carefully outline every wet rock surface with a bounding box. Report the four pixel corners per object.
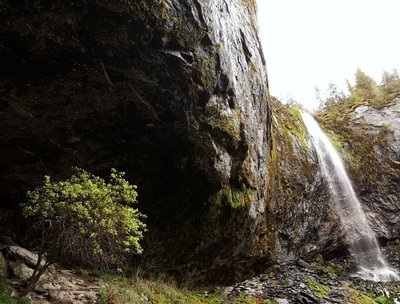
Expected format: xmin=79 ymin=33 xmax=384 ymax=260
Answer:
xmin=220 ymin=240 xmax=400 ymax=303
xmin=317 ymin=97 xmax=400 ymax=250
xmin=261 ymin=102 xmax=348 ymax=262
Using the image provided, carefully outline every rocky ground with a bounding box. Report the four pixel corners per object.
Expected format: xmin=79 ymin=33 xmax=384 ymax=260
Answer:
xmin=0 ymin=242 xmax=103 ymax=304
xmin=1 ymin=240 xmax=400 ymax=303
xmin=219 ymin=240 xmax=400 ymax=303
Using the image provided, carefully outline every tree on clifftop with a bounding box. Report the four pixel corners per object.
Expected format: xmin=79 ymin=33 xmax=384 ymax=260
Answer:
xmin=352 ymin=68 xmax=380 ymax=101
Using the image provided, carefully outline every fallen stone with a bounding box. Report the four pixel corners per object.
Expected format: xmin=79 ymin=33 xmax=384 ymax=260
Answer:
xmin=274 ymin=298 xmax=290 ymax=304
xmin=297 ymin=259 xmax=312 ymax=269
xmin=8 ymin=261 xmax=33 ymax=282
xmin=30 ymin=299 xmax=51 ymax=304
xmin=33 ymin=268 xmax=103 ymax=304
xmin=220 ymin=286 xmax=234 ymax=296
xmin=5 ymin=246 xmax=44 ymax=268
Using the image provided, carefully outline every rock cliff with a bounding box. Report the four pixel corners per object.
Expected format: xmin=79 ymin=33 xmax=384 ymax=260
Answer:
xmin=318 ymin=98 xmax=400 ymax=242
xmin=349 ymin=100 xmax=400 ymax=239
xmin=0 ymin=0 xmax=272 ymax=280
xmin=261 ymin=100 xmax=348 ymax=261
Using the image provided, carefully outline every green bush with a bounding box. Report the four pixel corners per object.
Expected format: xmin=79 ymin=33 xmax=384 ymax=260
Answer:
xmin=20 ymin=168 xmax=147 ymax=297
xmin=22 ymin=168 xmax=147 ymax=269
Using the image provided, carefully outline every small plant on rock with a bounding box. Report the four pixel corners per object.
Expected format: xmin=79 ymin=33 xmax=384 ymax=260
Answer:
xmin=20 ymin=168 xmax=146 ymax=297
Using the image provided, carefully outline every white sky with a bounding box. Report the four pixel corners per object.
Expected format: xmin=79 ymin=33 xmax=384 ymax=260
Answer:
xmin=256 ymin=0 xmax=400 ymax=110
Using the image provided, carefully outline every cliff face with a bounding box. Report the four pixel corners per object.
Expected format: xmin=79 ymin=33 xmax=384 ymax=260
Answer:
xmin=0 ymin=0 xmax=267 ymax=201
xmin=318 ymin=99 xmax=400 ymax=242
xmin=261 ymin=101 xmax=348 ymax=261
xmin=348 ymin=100 xmax=400 ymax=239
xmin=0 ymin=0 xmax=272 ymax=278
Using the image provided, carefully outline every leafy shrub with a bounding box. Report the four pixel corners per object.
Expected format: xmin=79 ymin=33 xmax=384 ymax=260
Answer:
xmin=20 ymin=168 xmax=146 ymax=296
xmin=22 ymin=168 xmax=147 ymax=269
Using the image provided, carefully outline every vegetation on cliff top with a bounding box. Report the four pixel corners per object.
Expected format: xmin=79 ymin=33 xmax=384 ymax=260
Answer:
xmin=318 ymin=68 xmax=400 ymax=121
xmin=317 ymin=69 xmax=399 ymax=145
xmin=316 ymin=69 xmax=400 ymax=194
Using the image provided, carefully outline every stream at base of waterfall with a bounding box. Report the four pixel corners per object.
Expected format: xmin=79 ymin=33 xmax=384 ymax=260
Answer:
xmin=301 ymin=111 xmax=399 ymax=282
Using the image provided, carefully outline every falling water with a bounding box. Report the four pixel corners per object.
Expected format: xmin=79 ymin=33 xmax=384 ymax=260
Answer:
xmin=301 ymin=111 xmax=399 ymax=282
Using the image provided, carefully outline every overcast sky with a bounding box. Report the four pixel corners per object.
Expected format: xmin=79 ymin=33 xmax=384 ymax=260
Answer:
xmin=256 ymin=0 xmax=400 ymax=110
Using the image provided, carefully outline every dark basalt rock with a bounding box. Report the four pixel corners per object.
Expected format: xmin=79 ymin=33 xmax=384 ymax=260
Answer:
xmin=0 ymin=0 xmax=272 ymax=281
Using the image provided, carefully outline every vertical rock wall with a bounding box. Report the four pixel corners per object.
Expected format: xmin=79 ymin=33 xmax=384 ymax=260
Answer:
xmin=347 ymin=100 xmax=400 ymax=239
xmin=0 ymin=0 xmax=273 ymax=279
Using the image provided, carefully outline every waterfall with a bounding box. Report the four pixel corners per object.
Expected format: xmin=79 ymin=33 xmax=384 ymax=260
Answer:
xmin=301 ymin=111 xmax=399 ymax=282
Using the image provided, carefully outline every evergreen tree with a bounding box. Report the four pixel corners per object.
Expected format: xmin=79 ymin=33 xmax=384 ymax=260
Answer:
xmin=382 ymin=69 xmax=400 ymax=96
xmin=353 ymin=68 xmax=379 ymax=101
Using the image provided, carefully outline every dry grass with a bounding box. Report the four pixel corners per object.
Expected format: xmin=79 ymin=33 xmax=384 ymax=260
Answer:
xmin=97 ymin=272 xmax=272 ymax=304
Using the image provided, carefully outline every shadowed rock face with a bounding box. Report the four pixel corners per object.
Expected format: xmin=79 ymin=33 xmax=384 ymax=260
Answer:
xmin=0 ymin=0 xmax=273 ymax=279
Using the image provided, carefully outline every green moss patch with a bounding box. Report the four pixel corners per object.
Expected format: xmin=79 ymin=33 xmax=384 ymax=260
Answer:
xmin=306 ymin=279 xmax=330 ymax=298
xmin=344 ymin=287 xmax=381 ymax=304
xmin=210 ymin=185 xmax=252 ymax=209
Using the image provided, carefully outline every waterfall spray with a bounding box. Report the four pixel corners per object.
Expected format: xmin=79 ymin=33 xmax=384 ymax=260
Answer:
xmin=301 ymin=111 xmax=399 ymax=282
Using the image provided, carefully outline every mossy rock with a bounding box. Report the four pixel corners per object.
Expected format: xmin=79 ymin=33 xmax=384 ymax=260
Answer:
xmin=307 ymin=278 xmax=330 ymax=298
xmin=210 ymin=185 xmax=252 ymax=209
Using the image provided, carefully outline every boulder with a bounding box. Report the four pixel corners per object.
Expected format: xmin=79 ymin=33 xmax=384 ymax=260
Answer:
xmin=4 ymin=246 xmax=44 ymax=268
xmin=8 ymin=261 xmax=33 ymax=282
